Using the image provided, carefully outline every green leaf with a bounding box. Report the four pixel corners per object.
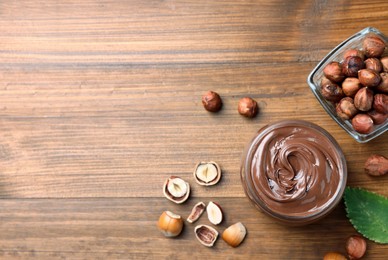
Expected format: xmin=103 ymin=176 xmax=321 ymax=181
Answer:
xmin=344 ymin=187 xmax=388 ymax=244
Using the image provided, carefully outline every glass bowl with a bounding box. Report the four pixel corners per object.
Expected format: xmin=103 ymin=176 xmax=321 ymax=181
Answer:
xmin=240 ymin=120 xmax=347 ymax=226
xmin=307 ymin=27 xmax=387 ymax=143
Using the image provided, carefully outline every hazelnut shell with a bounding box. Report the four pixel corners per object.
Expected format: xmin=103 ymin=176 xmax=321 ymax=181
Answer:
xmin=194 ymin=225 xmax=219 ymax=247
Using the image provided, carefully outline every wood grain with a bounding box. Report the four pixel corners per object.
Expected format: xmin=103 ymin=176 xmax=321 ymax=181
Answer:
xmin=0 ymin=0 xmax=387 ymax=259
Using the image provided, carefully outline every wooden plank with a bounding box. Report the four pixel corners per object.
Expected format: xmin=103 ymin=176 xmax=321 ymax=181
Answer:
xmin=0 ymin=197 xmax=386 ymax=259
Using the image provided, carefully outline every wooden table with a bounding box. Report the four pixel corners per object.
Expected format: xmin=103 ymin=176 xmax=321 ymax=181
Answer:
xmin=0 ymin=1 xmax=387 ymax=259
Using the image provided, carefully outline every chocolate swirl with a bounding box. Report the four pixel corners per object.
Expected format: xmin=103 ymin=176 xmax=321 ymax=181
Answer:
xmin=248 ymin=120 xmax=346 ymax=218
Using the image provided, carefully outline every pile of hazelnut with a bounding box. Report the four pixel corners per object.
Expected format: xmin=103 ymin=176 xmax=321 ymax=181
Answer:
xmin=320 ymin=35 xmax=387 ymax=134
xmin=157 ymin=162 xmax=247 ymax=248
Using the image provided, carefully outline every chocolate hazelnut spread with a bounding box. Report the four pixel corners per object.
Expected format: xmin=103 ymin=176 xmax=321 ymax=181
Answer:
xmin=241 ymin=120 xmax=347 ymax=225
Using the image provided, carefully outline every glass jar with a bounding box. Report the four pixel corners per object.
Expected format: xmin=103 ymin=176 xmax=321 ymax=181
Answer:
xmin=240 ymin=120 xmax=347 ymax=225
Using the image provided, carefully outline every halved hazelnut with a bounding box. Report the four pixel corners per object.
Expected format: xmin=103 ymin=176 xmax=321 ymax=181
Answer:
xmin=187 ymin=202 xmax=206 ymax=224
xmin=222 ymin=222 xmax=247 ymax=248
xmin=163 ymin=176 xmax=190 ymax=204
xmin=193 ymin=161 xmax=221 ymax=186
xmin=206 ymin=201 xmax=223 ymax=225
xmin=157 ymin=211 xmax=184 ymax=237
xmin=194 ymin=225 xmax=218 ymax=247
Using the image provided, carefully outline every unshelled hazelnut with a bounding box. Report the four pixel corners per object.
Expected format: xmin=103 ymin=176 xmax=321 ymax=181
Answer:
xmin=342 ymin=56 xmax=365 ymax=77
xmin=364 ymin=154 xmax=388 ymax=176
xmin=363 ymin=35 xmax=386 ymax=58
xmin=381 ymin=56 xmax=388 ymax=72
xmin=377 ymin=72 xmax=388 ymax=93
xmin=373 ymin=93 xmax=388 ymax=114
xmin=323 ymin=61 xmax=345 ymax=83
xmin=343 ymin=49 xmax=365 ymax=60
xmin=358 ymin=69 xmax=381 ymax=87
xmin=342 ymin=77 xmax=362 ymax=97
xmin=345 ymin=235 xmax=367 ymax=260
xmin=187 ymin=202 xmax=206 ymax=224
xmin=206 ymin=201 xmax=223 ymax=225
xmin=202 ymin=91 xmax=222 ymax=112
xmin=163 ymin=176 xmax=190 ymax=204
xmin=365 ymin=58 xmax=383 ymax=73
xmin=238 ymin=97 xmax=258 ymax=118
xmin=323 ymin=252 xmax=347 ymax=260
xmin=321 ymin=81 xmax=344 ymax=103
xmin=194 ymin=225 xmax=218 ymax=247
xmin=193 ymin=161 xmax=221 ymax=186
xmin=352 ymin=114 xmax=374 ymax=134
xmin=222 ymin=222 xmax=247 ymax=248
xmin=336 ymin=97 xmax=358 ymax=120
xmin=354 ymin=87 xmax=373 ymax=111
xmin=367 ymin=109 xmax=387 ymax=125
xmin=157 ymin=211 xmax=184 ymax=237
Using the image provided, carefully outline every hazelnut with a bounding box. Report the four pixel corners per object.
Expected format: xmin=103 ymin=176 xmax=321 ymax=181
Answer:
xmin=342 ymin=56 xmax=365 ymax=77
xmin=358 ymin=69 xmax=381 ymax=87
xmin=321 ymin=81 xmax=344 ymax=103
xmin=365 ymin=58 xmax=383 ymax=72
xmin=194 ymin=225 xmax=218 ymax=247
xmin=202 ymin=91 xmax=222 ymax=112
xmin=193 ymin=161 xmax=221 ymax=186
xmin=354 ymin=87 xmax=374 ymax=111
xmin=323 ymin=252 xmax=347 ymax=260
xmin=345 ymin=235 xmax=367 ymax=260
xmin=222 ymin=222 xmax=247 ymax=248
xmin=364 ymin=154 xmax=388 ymax=176
xmin=187 ymin=202 xmax=206 ymax=224
xmin=343 ymin=49 xmax=365 ymax=60
xmin=162 ymin=176 xmax=190 ymax=204
xmin=363 ymin=35 xmax=386 ymax=58
xmin=381 ymin=56 xmax=388 ymax=72
xmin=323 ymin=61 xmax=345 ymax=83
xmin=342 ymin=77 xmax=362 ymax=97
xmin=376 ymin=72 xmax=388 ymax=93
xmin=367 ymin=109 xmax=387 ymax=125
xmin=206 ymin=201 xmax=223 ymax=225
xmin=373 ymin=93 xmax=388 ymax=114
xmin=238 ymin=97 xmax=258 ymax=118
xmin=336 ymin=97 xmax=358 ymax=120
xmin=352 ymin=114 xmax=374 ymax=134
xmin=157 ymin=211 xmax=184 ymax=237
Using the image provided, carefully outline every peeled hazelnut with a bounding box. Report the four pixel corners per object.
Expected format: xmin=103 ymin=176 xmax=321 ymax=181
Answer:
xmin=202 ymin=91 xmax=222 ymax=112
xmin=206 ymin=201 xmax=223 ymax=225
xmin=323 ymin=61 xmax=345 ymax=83
xmin=336 ymin=97 xmax=358 ymax=120
xmin=342 ymin=56 xmax=365 ymax=77
xmin=367 ymin=109 xmax=387 ymax=125
xmin=157 ymin=211 xmax=184 ymax=237
xmin=323 ymin=252 xmax=347 ymax=260
xmin=342 ymin=77 xmax=362 ymax=97
xmin=194 ymin=225 xmax=218 ymax=247
xmin=364 ymin=154 xmax=388 ymax=176
xmin=376 ymin=72 xmax=388 ymax=93
xmin=321 ymin=81 xmax=344 ymax=103
xmin=187 ymin=202 xmax=206 ymax=224
xmin=373 ymin=93 xmax=388 ymax=114
xmin=346 ymin=235 xmax=367 ymax=260
xmin=352 ymin=114 xmax=374 ymax=134
xmin=365 ymin=58 xmax=383 ymax=72
xmin=238 ymin=97 xmax=258 ymax=118
xmin=222 ymin=222 xmax=247 ymax=248
xmin=193 ymin=161 xmax=221 ymax=186
xmin=358 ymin=69 xmax=381 ymax=87
xmin=343 ymin=49 xmax=365 ymax=60
xmin=354 ymin=87 xmax=373 ymax=111
xmin=163 ymin=176 xmax=190 ymax=204
xmin=381 ymin=56 xmax=388 ymax=72
xmin=363 ymin=35 xmax=386 ymax=58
